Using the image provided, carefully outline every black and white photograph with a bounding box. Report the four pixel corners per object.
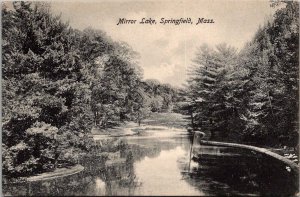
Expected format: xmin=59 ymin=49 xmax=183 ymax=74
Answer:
xmin=1 ymin=0 xmax=299 ymax=196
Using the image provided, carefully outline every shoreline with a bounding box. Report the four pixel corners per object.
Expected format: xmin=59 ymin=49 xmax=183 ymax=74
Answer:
xmin=200 ymin=140 xmax=299 ymax=173
xmin=4 ymin=164 xmax=85 ymax=184
xmin=26 ymin=164 xmax=84 ymax=182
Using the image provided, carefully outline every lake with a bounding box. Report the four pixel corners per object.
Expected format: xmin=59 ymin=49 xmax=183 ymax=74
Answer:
xmin=3 ymin=125 xmax=298 ymax=196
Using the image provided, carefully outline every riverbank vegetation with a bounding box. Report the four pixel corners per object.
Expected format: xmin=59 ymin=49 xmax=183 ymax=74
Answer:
xmin=180 ymin=1 xmax=299 ymax=149
xmin=2 ymin=2 xmax=179 ymax=178
xmin=2 ymin=0 xmax=298 ymax=181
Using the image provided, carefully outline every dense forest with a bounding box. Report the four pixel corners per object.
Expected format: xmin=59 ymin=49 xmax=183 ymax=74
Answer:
xmin=2 ymin=2 xmax=178 ymax=177
xmin=181 ymin=1 xmax=299 ymax=148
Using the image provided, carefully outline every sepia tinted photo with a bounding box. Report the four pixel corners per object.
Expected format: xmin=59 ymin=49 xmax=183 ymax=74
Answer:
xmin=2 ymin=0 xmax=299 ymax=196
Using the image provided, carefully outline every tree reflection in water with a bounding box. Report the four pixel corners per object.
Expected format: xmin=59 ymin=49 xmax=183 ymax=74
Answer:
xmin=3 ymin=129 xmax=299 ymax=196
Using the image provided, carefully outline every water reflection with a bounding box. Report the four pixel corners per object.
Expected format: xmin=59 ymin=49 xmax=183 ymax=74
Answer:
xmin=133 ymin=146 xmax=203 ymax=196
xmin=3 ymin=126 xmax=298 ymax=196
xmin=188 ymin=145 xmax=298 ymax=196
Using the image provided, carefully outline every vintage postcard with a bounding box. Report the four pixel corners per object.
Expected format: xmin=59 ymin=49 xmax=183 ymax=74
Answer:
xmin=2 ymin=0 xmax=299 ymax=196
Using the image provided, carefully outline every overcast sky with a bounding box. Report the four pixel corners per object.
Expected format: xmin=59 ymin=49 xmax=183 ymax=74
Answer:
xmin=50 ymin=0 xmax=277 ymax=87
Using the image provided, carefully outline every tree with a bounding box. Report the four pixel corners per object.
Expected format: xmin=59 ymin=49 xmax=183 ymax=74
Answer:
xmin=2 ymin=2 xmax=93 ymax=177
xmin=183 ymin=1 xmax=299 ymax=147
xmin=186 ymin=43 xmax=237 ymax=138
xmin=237 ymin=1 xmax=299 ymax=146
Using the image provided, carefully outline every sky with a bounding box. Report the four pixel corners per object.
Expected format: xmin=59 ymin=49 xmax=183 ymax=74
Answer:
xmin=49 ymin=0 xmax=277 ymax=87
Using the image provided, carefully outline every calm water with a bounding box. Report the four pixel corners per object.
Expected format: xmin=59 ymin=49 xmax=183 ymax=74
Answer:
xmin=3 ymin=126 xmax=298 ymax=196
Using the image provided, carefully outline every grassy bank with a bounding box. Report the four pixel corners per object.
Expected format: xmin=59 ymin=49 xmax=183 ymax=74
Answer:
xmin=142 ymin=112 xmax=189 ymax=128
xmin=92 ymin=112 xmax=189 ymax=138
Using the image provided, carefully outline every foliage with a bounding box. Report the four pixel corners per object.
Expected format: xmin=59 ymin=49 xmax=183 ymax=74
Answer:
xmin=183 ymin=2 xmax=299 ymax=147
xmin=2 ymin=2 xmax=94 ymax=177
xmin=2 ymin=1 xmax=178 ymax=178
